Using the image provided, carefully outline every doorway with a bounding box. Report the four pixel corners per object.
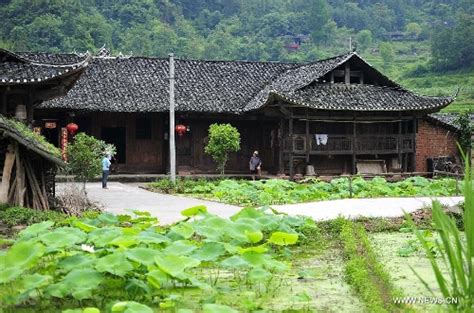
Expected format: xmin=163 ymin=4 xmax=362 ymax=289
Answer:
xmin=101 ymin=127 xmax=126 ymax=163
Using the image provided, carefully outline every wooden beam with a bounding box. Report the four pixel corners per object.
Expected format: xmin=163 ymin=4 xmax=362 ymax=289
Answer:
xmin=398 ymin=120 xmax=402 ymax=172
xmin=352 ymin=122 xmax=357 ymax=174
xmin=289 ymin=118 xmax=294 ymax=180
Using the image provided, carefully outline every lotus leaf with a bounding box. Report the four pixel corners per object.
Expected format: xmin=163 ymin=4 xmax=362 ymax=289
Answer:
xmin=170 ymin=222 xmax=194 ymax=239
xmin=191 ymin=242 xmax=225 ymax=261
xmin=238 ymin=244 xmax=268 ymax=254
xmin=97 ymin=212 xmax=119 ymax=225
xmin=220 ymin=255 xmax=250 ymax=269
xmin=268 ymin=231 xmax=298 ymax=246
xmin=18 ymin=220 xmax=54 ymax=238
xmin=147 ymin=269 xmax=168 ymax=289
xmin=163 ymin=240 xmax=197 ymax=255
xmin=58 ymin=254 xmax=96 ymax=271
xmin=245 ymin=230 xmax=263 ymax=243
xmin=1 ymin=241 xmax=45 ymax=281
xmin=110 ymin=235 xmax=138 ymax=248
xmin=181 ymin=205 xmax=207 ymax=217
xmin=74 ymin=221 xmax=97 ymax=233
xmin=137 ymin=230 xmax=170 ymax=245
xmin=21 ymin=273 xmax=52 ymax=292
xmin=95 ymin=252 xmax=134 ymax=277
xmin=39 ymin=227 xmax=87 ymax=249
xmin=125 ymin=278 xmax=150 ymax=295
xmin=125 ymin=247 xmax=160 ymax=265
xmin=47 ymin=269 xmax=103 ymax=300
xmin=88 ymin=227 xmax=122 ymax=247
xmin=155 ymin=254 xmax=201 ymax=278
xmin=111 ymin=301 xmax=153 ymax=313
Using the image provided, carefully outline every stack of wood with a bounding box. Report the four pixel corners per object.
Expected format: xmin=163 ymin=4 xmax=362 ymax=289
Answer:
xmin=0 ymin=142 xmax=51 ymax=210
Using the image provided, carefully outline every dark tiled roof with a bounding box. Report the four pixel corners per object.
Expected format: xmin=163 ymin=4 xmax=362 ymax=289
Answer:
xmin=10 ymin=50 xmax=454 ymax=113
xmin=267 ymin=84 xmax=454 ymax=112
xmin=0 ymin=49 xmax=90 ymax=85
xmin=428 ymin=113 xmax=474 ymax=131
xmin=27 ymin=54 xmax=294 ymax=113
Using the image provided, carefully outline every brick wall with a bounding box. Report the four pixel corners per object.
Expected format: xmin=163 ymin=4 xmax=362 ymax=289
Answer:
xmin=415 ymin=120 xmax=459 ymax=172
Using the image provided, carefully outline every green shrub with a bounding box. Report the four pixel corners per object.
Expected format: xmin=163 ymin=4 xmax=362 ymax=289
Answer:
xmin=0 ymin=206 xmax=101 ymax=227
xmin=0 ymin=206 xmax=67 ymax=226
xmin=204 ymin=123 xmax=241 ymax=174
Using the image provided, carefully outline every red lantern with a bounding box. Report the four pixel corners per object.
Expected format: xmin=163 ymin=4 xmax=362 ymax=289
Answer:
xmin=175 ymin=124 xmax=187 ymax=136
xmin=66 ymin=122 xmax=79 ymax=135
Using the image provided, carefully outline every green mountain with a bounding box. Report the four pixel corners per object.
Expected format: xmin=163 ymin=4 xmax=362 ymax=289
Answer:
xmin=0 ymin=0 xmax=472 ymax=112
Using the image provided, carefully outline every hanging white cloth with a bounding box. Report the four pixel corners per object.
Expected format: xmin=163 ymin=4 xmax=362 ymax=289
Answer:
xmin=314 ymin=134 xmax=328 ymax=145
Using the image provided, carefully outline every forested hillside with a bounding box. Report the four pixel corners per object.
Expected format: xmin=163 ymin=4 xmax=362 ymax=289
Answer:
xmin=0 ymin=0 xmax=473 ymax=111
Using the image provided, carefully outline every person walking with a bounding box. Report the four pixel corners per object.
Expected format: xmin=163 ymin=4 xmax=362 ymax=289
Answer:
xmin=102 ymin=154 xmax=111 ymax=189
xmin=249 ymin=150 xmax=262 ymax=180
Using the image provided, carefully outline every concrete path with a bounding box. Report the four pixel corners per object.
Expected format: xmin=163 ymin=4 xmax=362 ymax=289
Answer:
xmin=58 ymin=182 xmax=464 ymax=225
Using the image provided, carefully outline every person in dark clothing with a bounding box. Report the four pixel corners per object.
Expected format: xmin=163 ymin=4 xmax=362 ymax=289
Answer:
xmin=249 ymin=150 xmax=262 ymax=180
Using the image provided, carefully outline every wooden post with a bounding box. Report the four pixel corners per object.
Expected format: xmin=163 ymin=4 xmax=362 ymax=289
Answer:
xmin=289 ymin=117 xmax=294 ymax=180
xmin=411 ymin=117 xmax=417 ymax=172
xmin=352 ymin=121 xmax=357 ymax=174
xmin=398 ymin=120 xmax=402 ymax=172
xmin=278 ymin=118 xmax=284 ymax=174
xmin=169 ymin=53 xmax=176 ymax=183
xmin=0 ymin=144 xmax=15 ymax=203
xmin=14 ymin=143 xmax=25 ymax=206
xmin=305 ymin=119 xmax=310 ymax=163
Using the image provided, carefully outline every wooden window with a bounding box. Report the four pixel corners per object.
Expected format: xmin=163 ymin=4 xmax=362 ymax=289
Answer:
xmin=136 ymin=117 xmax=152 ymax=140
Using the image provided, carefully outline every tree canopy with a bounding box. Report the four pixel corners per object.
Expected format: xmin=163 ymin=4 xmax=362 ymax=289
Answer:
xmin=0 ymin=0 xmax=472 ymax=69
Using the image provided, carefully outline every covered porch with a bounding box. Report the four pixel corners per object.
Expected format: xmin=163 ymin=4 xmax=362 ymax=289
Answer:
xmin=264 ymin=106 xmax=419 ymax=179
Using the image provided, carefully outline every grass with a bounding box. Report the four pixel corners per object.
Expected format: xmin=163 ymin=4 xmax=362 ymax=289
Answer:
xmin=1 ymin=116 xmax=62 ymax=158
xmin=339 ymin=219 xmax=408 ymax=312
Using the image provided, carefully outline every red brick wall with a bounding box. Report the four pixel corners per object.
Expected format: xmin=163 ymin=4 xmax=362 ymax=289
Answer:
xmin=415 ymin=120 xmax=459 ymax=172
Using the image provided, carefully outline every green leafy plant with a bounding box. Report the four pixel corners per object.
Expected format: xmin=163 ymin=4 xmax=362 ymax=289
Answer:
xmin=67 ymin=133 xmax=116 ymax=188
xmin=148 ymin=176 xmax=460 ymax=206
xmin=204 ymin=123 xmax=241 ymax=175
xmin=0 ymin=206 xmax=307 ymax=312
xmin=407 ymin=151 xmax=474 ymax=311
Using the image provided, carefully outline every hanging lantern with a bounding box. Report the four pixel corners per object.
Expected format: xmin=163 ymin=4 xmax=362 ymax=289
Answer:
xmin=66 ymin=122 xmax=79 ymax=135
xmin=175 ymin=124 xmax=187 ymax=136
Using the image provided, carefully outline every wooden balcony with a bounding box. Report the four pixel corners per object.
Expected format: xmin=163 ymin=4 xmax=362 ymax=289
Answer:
xmin=284 ymin=134 xmax=415 ymax=155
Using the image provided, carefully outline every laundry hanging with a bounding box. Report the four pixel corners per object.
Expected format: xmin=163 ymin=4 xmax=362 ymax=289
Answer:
xmin=314 ymin=134 xmax=328 ymax=145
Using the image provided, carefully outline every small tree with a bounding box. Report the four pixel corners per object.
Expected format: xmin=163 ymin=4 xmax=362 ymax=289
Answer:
xmin=379 ymin=42 xmax=394 ymax=70
xmin=205 ymin=123 xmax=240 ymax=175
xmin=67 ymin=133 xmax=115 ymax=189
xmin=356 ymin=29 xmax=372 ymax=51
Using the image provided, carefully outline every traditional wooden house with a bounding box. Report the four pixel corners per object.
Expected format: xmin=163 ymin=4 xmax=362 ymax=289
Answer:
xmin=0 ymin=48 xmax=89 ymax=208
xmin=12 ymin=49 xmax=456 ymax=177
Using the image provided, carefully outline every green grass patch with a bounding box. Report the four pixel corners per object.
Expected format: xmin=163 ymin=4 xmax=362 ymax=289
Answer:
xmin=339 ymin=219 xmax=409 ymax=312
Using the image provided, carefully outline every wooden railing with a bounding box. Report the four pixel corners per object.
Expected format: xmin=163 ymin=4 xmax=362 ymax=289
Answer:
xmin=284 ymin=134 xmax=415 ymax=155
